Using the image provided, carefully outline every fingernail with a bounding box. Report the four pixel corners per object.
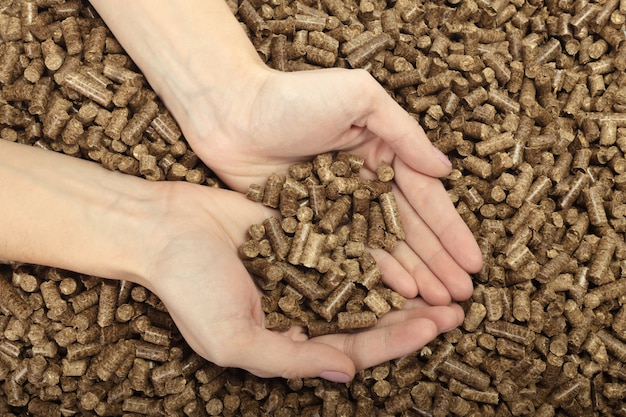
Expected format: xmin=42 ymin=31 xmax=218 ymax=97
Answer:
xmin=432 ymin=146 xmax=452 ymax=168
xmin=319 ymin=371 xmax=351 ymax=383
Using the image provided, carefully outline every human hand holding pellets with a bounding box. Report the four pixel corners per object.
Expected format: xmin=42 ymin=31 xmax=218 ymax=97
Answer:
xmin=129 ymin=89 xmax=480 ymax=381
xmin=87 ymin=0 xmax=484 ymax=380
xmin=144 ymin=157 xmax=470 ymax=383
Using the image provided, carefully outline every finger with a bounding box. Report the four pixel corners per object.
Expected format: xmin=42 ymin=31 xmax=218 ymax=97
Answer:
xmin=375 ymin=298 xmax=465 ymax=332
xmin=374 ymin=171 xmax=474 ymax=301
xmin=393 ymin=191 xmax=475 ymax=302
xmin=366 ymin=178 xmax=473 ymax=303
xmin=394 ymin=158 xmax=483 ymax=274
xmin=225 ymin=326 xmax=356 ymax=383
xmin=352 ymin=71 xmax=452 ymax=178
xmin=374 ymin=243 xmax=455 ymax=305
xmin=370 ymin=247 xmax=419 ymax=298
xmin=312 ymin=301 xmax=464 ymax=371
xmin=313 ymin=317 xmax=439 ymax=371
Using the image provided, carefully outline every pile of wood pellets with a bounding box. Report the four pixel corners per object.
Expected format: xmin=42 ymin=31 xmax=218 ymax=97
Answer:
xmin=1 ymin=0 xmax=626 ymax=415
xmin=242 ymin=153 xmax=408 ymax=337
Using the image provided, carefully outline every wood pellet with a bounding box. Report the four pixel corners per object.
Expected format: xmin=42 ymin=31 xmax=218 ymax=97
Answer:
xmin=1 ymin=0 xmax=626 ymax=415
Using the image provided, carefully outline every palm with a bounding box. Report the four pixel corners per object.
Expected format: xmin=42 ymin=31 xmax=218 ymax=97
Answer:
xmin=145 ymin=188 xmax=268 ymax=362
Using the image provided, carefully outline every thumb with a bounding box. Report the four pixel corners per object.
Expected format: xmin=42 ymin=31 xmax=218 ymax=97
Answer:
xmin=355 ymin=70 xmax=452 ymax=177
xmin=230 ymin=327 xmax=356 ymax=383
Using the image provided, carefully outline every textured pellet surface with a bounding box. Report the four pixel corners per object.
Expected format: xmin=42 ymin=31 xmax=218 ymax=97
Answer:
xmin=2 ymin=0 xmax=626 ymax=415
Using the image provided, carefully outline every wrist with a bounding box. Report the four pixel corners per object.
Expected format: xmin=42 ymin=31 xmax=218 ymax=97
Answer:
xmin=0 ymin=141 xmax=164 ymax=288
xmin=84 ymin=177 xmax=171 ymax=289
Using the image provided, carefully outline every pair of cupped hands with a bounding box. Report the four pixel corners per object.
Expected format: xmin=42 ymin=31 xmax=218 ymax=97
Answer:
xmin=144 ymin=67 xmax=482 ymax=383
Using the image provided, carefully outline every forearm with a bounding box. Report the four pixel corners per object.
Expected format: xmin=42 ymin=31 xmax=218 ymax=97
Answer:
xmin=88 ymin=0 xmax=268 ymax=142
xmin=0 ymin=140 xmax=161 ymax=286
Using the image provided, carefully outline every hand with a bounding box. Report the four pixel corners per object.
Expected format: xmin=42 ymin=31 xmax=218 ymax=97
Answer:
xmin=182 ymin=67 xmax=483 ymax=305
xmin=145 ymin=183 xmax=466 ymax=381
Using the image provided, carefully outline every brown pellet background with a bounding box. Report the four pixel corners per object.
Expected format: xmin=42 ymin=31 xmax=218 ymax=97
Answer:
xmin=1 ymin=0 xmax=626 ymax=415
